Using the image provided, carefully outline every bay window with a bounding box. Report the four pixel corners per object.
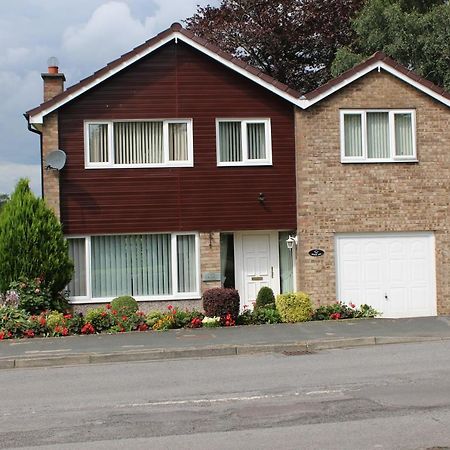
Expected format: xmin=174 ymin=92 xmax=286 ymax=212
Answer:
xmin=85 ymin=119 xmax=193 ymax=168
xmin=341 ymin=110 xmax=416 ymax=162
xmin=217 ymin=119 xmax=272 ymax=166
xmin=67 ymin=233 xmax=199 ymax=302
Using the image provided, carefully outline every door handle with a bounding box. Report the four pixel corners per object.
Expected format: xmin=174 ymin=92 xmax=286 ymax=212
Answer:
xmin=271 ymin=267 xmax=274 ymax=278
xmin=384 ymin=293 xmax=388 ymax=301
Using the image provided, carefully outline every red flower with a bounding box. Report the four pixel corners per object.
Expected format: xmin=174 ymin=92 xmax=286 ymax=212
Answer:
xmin=167 ymin=305 xmax=173 ymax=310
xmin=138 ymin=323 xmax=148 ymax=331
xmin=112 ymin=310 xmax=118 ymax=316
xmin=106 ymin=304 xmax=112 ymax=309
xmin=101 ymin=311 xmax=107 ymax=317
xmin=54 ymin=325 xmax=62 ymax=333
xmin=349 ymin=302 xmax=356 ymax=309
xmin=64 ymin=314 xmax=72 ymax=319
xmin=0 ymin=331 xmax=5 ymax=340
xmin=81 ymin=323 xmax=95 ymax=334
xmin=24 ymin=329 xmax=35 ymax=338
xmin=62 ymin=327 xmax=69 ymax=336
xmin=330 ymin=313 xmax=341 ymax=320
xmin=122 ymin=316 xmax=128 ymax=321
xmin=39 ymin=317 xmax=46 ymax=326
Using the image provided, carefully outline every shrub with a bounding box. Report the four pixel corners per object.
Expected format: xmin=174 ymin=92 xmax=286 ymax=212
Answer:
xmin=312 ymin=302 xmax=356 ymax=321
xmin=202 ymin=288 xmax=240 ymax=321
xmin=355 ymin=304 xmax=380 ymax=318
xmin=0 ymin=306 xmax=29 ymax=338
xmin=85 ymin=307 xmax=113 ymax=332
xmin=0 ymin=179 xmax=73 ymax=298
xmin=10 ymin=278 xmax=52 ymax=315
xmin=275 ymin=292 xmax=313 ymax=323
xmin=252 ymin=307 xmax=282 ymax=324
xmin=110 ymin=296 xmax=138 ymax=314
xmin=255 ymin=286 xmax=275 ymax=310
xmin=146 ymin=311 xmax=164 ymax=328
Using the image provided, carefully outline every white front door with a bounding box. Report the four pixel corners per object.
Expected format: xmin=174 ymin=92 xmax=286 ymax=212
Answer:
xmin=235 ymin=232 xmax=280 ymax=309
xmin=336 ymin=232 xmax=436 ymax=318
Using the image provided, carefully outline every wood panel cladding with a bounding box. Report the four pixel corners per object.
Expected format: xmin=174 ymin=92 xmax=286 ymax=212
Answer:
xmin=59 ymin=42 xmax=296 ymax=234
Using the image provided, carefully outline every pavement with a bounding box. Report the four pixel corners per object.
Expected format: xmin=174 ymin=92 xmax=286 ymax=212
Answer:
xmin=1 ymin=316 xmax=450 ymax=370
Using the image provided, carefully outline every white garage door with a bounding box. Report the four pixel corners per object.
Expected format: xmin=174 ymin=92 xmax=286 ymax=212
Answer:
xmin=336 ymin=233 xmax=436 ymax=318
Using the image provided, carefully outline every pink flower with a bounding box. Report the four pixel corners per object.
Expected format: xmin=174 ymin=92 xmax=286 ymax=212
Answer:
xmin=349 ymin=302 xmax=356 ymax=309
xmin=167 ymin=305 xmax=173 ymax=310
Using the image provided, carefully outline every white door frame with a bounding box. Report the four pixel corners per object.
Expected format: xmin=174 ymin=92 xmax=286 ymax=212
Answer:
xmin=234 ymin=231 xmax=280 ymax=308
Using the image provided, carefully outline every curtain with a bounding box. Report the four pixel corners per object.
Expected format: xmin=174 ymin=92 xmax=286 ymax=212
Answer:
xmin=395 ymin=113 xmax=413 ymax=156
xmin=114 ymin=122 xmax=163 ymax=164
xmin=91 ymin=234 xmax=172 ymax=298
xmin=67 ymin=239 xmax=87 ymax=297
xmin=219 ymin=122 xmax=242 ymax=162
xmin=247 ymin=123 xmax=266 ymax=159
xmin=367 ymin=112 xmax=390 ymax=159
xmin=169 ymin=123 xmax=188 ymax=161
xmin=177 ymin=235 xmax=196 ymax=293
xmin=89 ymin=124 xmax=109 ymax=163
xmin=343 ymin=114 xmax=363 ymax=157
xmin=279 ymin=231 xmax=294 ymax=294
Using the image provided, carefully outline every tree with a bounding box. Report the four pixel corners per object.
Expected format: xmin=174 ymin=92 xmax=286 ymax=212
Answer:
xmin=0 ymin=179 xmax=73 ymax=297
xmin=331 ymin=0 xmax=450 ymax=90
xmin=0 ymin=194 xmax=8 ymax=212
xmin=185 ymin=0 xmax=365 ymax=93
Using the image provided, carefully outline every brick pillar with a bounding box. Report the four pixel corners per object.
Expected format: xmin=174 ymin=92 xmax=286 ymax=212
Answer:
xmin=199 ymin=232 xmax=222 ymax=293
xmin=41 ymin=67 xmax=65 ymax=218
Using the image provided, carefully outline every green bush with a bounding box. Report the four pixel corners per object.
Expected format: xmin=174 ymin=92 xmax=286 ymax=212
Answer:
xmin=146 ymin=311 xmax=164 ymax=328
xmin=255 ymin=286 xmax=275 ymax=310
xmin=252 ymin=307 xmax=282 ymax=324
xmin=11 ymin=278 xmax=52 ymax=315
xmin=110 ymin=296 xmax=138 ymax=314
xmin=275 ymin=292 xmax=313 ymax=323
xmin=0 ymin=179 xmax=73 ymax=298
xmin=85 ymin=307 xmax=113 ymax=332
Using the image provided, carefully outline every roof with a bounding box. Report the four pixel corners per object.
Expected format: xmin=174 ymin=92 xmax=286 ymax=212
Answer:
xmin=26 ymin=24 xmax=450 ymax=127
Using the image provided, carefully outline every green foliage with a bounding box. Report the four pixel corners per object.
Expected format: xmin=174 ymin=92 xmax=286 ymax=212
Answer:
xmin=255 ymin=286 xmax=276 ymax=310
xmin=332 ymin=0 xmax=450 ymax=90
xmin=355 ymin=304 xmax=380 ymax=318
xmin=146 ymin=310 xmax=164 ymax=328
xmin=252 ymin=307 xmax=282 ymax=325
xmin=0 ymin=179 xmax=73 ymax=298
xmin=275 ymin=292 xmax=313 ymax=323
xmin=110 ymin=296 xmax=138 ymax=314
xmin=0 ymin=306 xmax=29 ymax=337
xmin=0 ymin=194 xmax=8 ymax=212
xmin=85 ymin=307 xmax=114 ymax=332
xmin=10 ymin=278 xmax=52 ymax=315
xmin=312 ymin=301 xmax=380 ymax=320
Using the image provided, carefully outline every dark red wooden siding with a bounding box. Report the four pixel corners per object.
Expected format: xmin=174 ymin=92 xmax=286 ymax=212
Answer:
xmin=59 ymin=42 xmax=296 ymax=234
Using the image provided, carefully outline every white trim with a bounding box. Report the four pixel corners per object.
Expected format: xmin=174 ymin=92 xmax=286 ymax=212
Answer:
xmin=216 ymin=118 xmax=272 ymax=166
xmin=84 ymin=119 xmax=194 ymax=169
xmin=299 ymin=61 xmax=450 ymax=109
xmin=28 ymin=45 xmax=450 ymax=126
xmin=66 ymin=232 xmax=200 ymax=303
xmin=340 ymin=109 xmax=417 ymax=163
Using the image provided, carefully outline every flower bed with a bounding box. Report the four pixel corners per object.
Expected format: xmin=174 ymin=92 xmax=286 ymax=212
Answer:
xmin=0 ymin=299 xmax=379 ymax=340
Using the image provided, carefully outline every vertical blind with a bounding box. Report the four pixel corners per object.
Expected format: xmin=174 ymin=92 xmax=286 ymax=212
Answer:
xmin=91 ymin=234 xmax=172 ymax=298
xmin=89 ymin=124 xmax=109 ymax=163
xmin=367 ymin=112 xmax=390 ymax=159
xmin=68 ymin=239 xmax=87 ymax=297
xmin=177 ymin=235 xmax=197 ymax=293
xmin=247 ymin=123 xmax=266 ymax=159
xmin=344 ymin=114 xmax=363 ymax=157
xmin=169 ymin=123 xmax=188 ymax=161
xmin=114 ymin=122 xmax=163 ymax=164
xmin=395 ymin=113 xmax=413 ymax=156
xmin=219 ymin=121 xmax=242 ymax=162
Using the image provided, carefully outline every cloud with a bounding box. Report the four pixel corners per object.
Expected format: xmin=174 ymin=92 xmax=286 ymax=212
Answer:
xmin=62 ymin=2 xmax=155 ymax=70
xmin=0 ymin=162 xmax=40 ymax=195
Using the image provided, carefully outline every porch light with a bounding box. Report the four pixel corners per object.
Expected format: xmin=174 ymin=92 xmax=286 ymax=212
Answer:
xmin=286 ymin=235 xmax=298 ymax=250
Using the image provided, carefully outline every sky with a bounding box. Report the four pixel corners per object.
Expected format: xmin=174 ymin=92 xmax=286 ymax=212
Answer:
xmin=0 ymin=0 xmax=220 ymax=195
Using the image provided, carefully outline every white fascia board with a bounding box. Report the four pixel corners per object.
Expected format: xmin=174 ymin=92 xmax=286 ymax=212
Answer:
xmin=28 ymin=32 xmax=300 ymax=125
xmin=300 ymin=61 xmax=450 ymax=109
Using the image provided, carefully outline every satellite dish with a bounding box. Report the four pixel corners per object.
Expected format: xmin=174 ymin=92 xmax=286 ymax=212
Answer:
xmin=45 ymin=149 xmax=66 ymax=170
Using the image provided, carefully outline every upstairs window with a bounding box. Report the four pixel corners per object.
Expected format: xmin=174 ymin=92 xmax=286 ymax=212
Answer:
xmin=85 ymin=120 xmax=193 ymax=168
xmin=340 ymin=110 xmax=416 ymax=163
xmin=217 ymin=119 xmax=272 ymax=166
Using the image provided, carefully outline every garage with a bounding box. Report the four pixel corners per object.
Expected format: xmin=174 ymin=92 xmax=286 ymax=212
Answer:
xmin=336 ymin=233 xmax=436 ymax=318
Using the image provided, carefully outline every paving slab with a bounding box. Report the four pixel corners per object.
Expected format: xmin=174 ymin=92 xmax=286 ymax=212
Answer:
xmin=1 ymin=316 xmax=450 ymax=369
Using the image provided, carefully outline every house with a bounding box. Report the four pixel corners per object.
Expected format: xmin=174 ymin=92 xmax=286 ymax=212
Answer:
xmin=25 ymin=23 xmax=450 ymax=318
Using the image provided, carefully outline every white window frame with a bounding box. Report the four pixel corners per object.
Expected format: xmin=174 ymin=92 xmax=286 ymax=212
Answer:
xmin=66 ymin=232 xmax=200 ymax=304
xmin=216 ymin=118 xmax=272 ymax=166
xmin=84 ymin=119 xmax=194 ymax=169
xmin=340 ymin=109 xmax=417 ymax=163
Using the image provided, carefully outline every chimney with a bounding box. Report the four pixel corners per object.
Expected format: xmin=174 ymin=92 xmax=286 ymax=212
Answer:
xmin=41 ymin=57 xmax=65 ymax=102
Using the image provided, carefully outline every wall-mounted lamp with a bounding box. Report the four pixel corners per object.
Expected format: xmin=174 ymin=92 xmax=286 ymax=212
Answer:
xmin=258 ymin=192 xmax=265 ymax=204
xmin=286 ymin=235 xmax=298 ymax=250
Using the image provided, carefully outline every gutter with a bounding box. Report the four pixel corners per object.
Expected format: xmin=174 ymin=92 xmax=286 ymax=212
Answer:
xmin=24 ymin=113 xmax=44 ymax=198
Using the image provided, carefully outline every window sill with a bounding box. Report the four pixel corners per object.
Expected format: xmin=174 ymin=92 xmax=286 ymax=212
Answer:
xmin=341 ymin=159 xmax=418 ymax=164
xmin=85 ymin=163 xmax=194 ymax=169
xmin=68 ymin=294 xmax=202 ymax=304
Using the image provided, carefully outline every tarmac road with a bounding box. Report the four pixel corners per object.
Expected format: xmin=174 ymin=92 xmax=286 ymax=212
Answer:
xmin=1 ymin=340 xmax=450 ymax=449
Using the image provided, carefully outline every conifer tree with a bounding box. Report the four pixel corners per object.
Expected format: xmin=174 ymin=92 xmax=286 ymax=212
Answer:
xmin=0 ymin=179 xmax=73 ymax=297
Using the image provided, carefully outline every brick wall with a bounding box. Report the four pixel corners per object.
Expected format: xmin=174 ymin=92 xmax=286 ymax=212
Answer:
xmin=295 ymin=70 xmax=450 ymax=314
xmin=199 ymin=232 xmax=222 ymax=293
